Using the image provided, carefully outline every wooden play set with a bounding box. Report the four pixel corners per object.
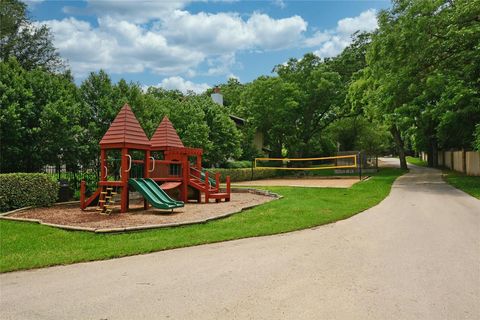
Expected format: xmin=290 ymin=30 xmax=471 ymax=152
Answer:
xmin=80 ymin=104 xmax=231 ymax=214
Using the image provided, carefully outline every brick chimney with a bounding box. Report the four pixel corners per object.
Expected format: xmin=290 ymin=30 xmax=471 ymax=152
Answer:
xmin=211 ymin=86 xmax=223 ymax=106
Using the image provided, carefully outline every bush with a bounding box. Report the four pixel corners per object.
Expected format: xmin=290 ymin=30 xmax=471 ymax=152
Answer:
xmin=0 ymin=173 xmax=59 ymax=212
xmin=209 ymin=168 xmax=279 ymax=182
xmin=224 ymin=160 xmax=253 ymax=169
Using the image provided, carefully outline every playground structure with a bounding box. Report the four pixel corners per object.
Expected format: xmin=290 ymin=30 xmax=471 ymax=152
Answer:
xmin=80 ymin=104 xmax=231 ymax=214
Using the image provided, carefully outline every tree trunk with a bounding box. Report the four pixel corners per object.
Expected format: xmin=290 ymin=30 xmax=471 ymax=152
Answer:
xmin=390 ymin=125 xmax=408 ymax=170
xmin=426 ymin=137 xmax=438 ymax=168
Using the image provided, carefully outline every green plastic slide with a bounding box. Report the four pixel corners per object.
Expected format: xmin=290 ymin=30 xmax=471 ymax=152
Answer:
xmin=143 ymin=179 xmax=184 ymax=206
xmin=128 ymin=179 xmax=184 ymax=210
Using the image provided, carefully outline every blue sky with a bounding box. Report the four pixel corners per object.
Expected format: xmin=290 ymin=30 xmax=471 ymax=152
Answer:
xmin=27 ymin=0 xmax=390 ymax=92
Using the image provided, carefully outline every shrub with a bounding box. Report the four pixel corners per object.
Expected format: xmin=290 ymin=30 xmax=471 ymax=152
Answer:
xmin=0 ymin=173 xmax=59 ymax=212
xmin=209 ymin=168 xmax=279 ymax=182
xmin=224 ymin=160 xmax=253 ymax=169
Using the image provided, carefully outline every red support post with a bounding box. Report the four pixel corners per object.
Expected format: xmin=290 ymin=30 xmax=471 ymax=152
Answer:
xmin=205 ymin=171 xmax=210 ymax=203
xmin=144 ymin=149 xmax=150 ymax=210
xmin=215 ymin=172 xmax=220 ymax=192
xmin=100 ymin=149 xmax=106 ymax=181
xmin=121 ymin=148 xmax=129 ymax=213
xmin=182 ymin=160 xmax=189 ymax=203
xmin=226 ymin=176 xmax=231 ymax=202
xmin=80 ymin=180 xmax=86 ymax=209
xmin=196 ymin=156 xmax=202 ymax=171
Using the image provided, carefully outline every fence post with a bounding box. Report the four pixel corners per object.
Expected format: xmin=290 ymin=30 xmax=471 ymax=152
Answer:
xmin=462 ymin=149 xmax=467 ymax=173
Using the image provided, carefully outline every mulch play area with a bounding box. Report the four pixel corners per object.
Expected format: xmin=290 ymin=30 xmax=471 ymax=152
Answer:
xmin=6 ymin=190 xmax=277 ymax=232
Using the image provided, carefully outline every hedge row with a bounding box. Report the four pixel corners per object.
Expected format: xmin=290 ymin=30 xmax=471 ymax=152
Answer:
xmin=0 ymin=173 xmax=59 ymax=212
xmin=224 ymin=160 xmax=253 ymax=169
xmin=209 ymin=168 xmax=279 ymax=182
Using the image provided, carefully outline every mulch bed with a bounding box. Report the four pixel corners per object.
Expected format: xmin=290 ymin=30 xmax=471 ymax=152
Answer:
xmin=8 ymin=192 xmax=276 ymax=230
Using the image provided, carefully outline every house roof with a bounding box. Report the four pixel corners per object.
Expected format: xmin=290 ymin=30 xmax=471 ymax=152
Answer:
xmin=99 ymin=104 xmax=150 ymax=148
xmin=150 ymin=116 xmax=185 ymax=149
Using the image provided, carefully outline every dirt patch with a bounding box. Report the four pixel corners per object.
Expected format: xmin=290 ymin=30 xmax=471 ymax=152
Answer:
xmin=10 ymin=192 xmax=275 ymax=230
xmin=232 ymin=178 xmax=360 ymax=188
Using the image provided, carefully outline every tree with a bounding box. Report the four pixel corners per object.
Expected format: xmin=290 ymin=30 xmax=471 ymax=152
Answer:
xmin=474 ymin=124 xmax=480 ymax=151
xmin=0 ymin=0 xmax=64 ymax=72
xmin=350 ymin=0 xmax=480 ymax=168
xmin=240 ymin=76 xmax=299 ymax=157
xmin=274 ymin=53 xmax=345 ymax=157
xmin=197 ymin=96 xmax=242 ymax=166
xmin=0 ymin=58 xmax=81 ymax=172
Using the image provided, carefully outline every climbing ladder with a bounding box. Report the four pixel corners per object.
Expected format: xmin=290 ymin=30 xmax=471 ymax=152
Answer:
xmin=96 ymin=187 xmax=117 ymax=215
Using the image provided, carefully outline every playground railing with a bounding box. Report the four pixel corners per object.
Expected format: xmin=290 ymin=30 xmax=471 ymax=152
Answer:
xmin=150 ymin=160 xmax=183 ymax=179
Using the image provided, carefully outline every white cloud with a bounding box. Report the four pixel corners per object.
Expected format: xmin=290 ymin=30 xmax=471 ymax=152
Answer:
xmin=206 ymin=53 xmax=236 ymax=76
xmin=43 ymin=2 xmax=376 ymax=80
xmin=337 ymin=9 xmax=378 ymax=35
xmin=246 ymin=13 xmax=307 ymax=50
xmin=314 ymin=36 xmax=351 ymax=58
xmin=304 ymin=9 xmax=378 ymax=58
xmin=303 ymin=31 xmax=330 ymax=47
xmin=45 ymin=6 xmax=308 ymax=79
xmin=64 ymin=0 xmax=191 ymax=24
xmin=153 ymin=76 xmax=211 ymax=94
xmin=42 ymin=17 xmax=204 ymax=78
xmin=161 ymin=11 xmax=307 ymax=54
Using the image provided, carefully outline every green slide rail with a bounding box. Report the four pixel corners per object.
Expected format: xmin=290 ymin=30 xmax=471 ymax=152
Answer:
xmin=201 ymin=169 xmax=217 ymax=187
xmin=128 ymin=179 xmax=184 ymax=210
xmin=143 ymin=178 xmax=184 ymax=206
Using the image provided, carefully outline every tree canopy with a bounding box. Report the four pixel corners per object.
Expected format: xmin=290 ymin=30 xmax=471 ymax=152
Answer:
xmin=0 ymin=0 xmax=64 ymax=72
xmin=350 ymin=0 xmax=480 ymax=168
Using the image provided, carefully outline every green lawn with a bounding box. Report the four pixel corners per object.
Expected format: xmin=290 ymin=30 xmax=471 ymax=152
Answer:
xmin=0 ymin=168 xmax=404 ymax=273
xmin=406 ymin=156 xmax=428 ymax=167
xmin=443 ymin=171 xmax=480 ymax=199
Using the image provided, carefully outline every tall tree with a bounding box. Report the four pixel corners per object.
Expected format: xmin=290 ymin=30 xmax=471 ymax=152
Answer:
xmin=240 ymin=76 xmax=299 ymax=157
xmin=350 ymin=0 xmax=480 ymax=168
xmin=0 ymin=58 xmax=81 ymax=172
xmin=0 ymin=0 xmax=64 ymax=72
xmin=274 ymin=53 xmax=344 ymax=157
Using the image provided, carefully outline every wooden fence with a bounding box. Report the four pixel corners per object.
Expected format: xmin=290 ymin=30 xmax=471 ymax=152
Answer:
xmin=421 ymin=150 xmax=480 ymax=176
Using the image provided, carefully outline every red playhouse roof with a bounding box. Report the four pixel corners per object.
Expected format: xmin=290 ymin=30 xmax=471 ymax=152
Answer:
xmin=99 ymin=104 xmax=150 ymax=149
xmin=150 ymin=116 xmax=185 ymax=149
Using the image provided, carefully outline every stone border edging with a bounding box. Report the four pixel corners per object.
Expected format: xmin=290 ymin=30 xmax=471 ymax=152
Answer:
xmin=0 ymin=189 xmax=282 ymax=233
xmin=0 ymin=206 xmax=34 ymax=217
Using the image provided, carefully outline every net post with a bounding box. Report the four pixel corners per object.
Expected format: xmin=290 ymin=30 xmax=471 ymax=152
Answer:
xmin=251 ymin=158 xmax=254 ymax=181
xmin=357 ymin=152 xmax=362 ymax=180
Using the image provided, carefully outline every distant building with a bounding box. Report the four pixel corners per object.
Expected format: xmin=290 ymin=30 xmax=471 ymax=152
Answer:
xmin=211 ymin=86 xmax=224 ymax=106
xmin=210 ymin=86 xmax=265 ymax=153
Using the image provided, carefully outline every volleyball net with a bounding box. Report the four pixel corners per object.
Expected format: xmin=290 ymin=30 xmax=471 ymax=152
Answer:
xmin=254 ymin=154 xmax=357 ymax=171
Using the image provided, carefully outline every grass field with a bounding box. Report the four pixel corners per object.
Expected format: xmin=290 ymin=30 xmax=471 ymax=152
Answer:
xmin=443 ymin=171 xmax=480 ymax=199
xmin=0 ymin=168 xmax=404 ymax=273
xmin=406 ymin=156 xmax=428 ymax=167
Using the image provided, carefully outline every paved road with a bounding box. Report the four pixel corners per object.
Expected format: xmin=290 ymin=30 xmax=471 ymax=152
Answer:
xmin=1 ymin=159 xmax=479 ymax=319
